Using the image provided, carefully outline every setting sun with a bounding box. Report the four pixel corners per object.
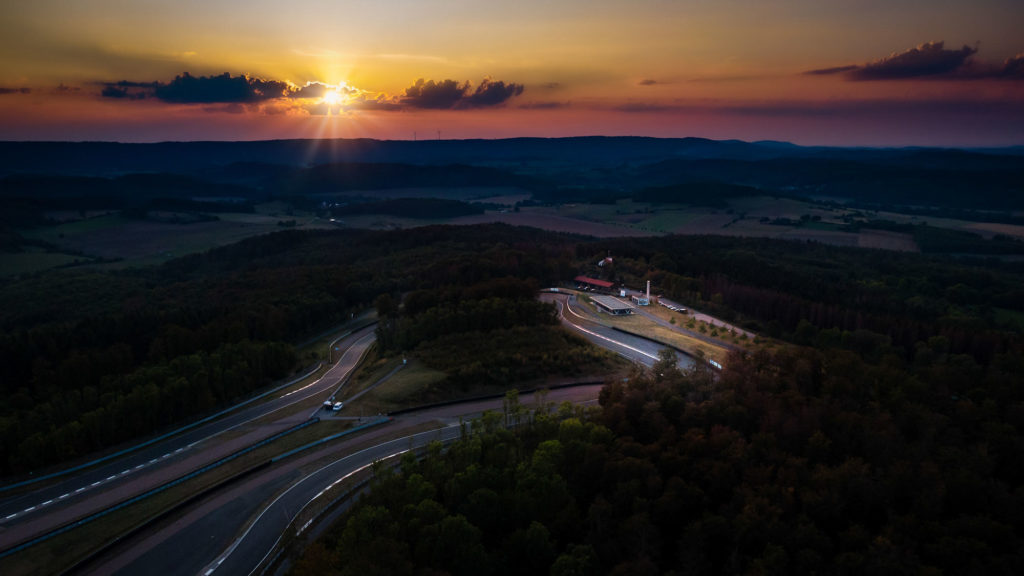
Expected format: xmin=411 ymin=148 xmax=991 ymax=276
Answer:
xmin=321 ymin=89 xmax=343 ymax=107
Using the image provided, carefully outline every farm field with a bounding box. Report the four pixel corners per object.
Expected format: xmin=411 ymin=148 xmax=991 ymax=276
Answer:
xmin=508 ymin=197 xmax=922 ymax=250
xmin=20 ymin=212 xmax=333 ymax=267
xmin=605 ymin=313 xmax=732 ymax=364
xmin=870 ymin=209 xmax=1024 ymax=240
xmin=14 ymin=188 xmax=1017 ymax=278
xmin=346 ymin=359 xmax=448 ymax=415
xmin=311 ymin=186 xmax=532 ymax=203
xmin=572 ymin=291 xmax=744 ymax=365
xmin=857 ymin=229 xmax=920 ymax=251
xmin=0 ymin=250 xmax=84 ymax=277
xmin=449 ymin=209 xmax=657 ymax=237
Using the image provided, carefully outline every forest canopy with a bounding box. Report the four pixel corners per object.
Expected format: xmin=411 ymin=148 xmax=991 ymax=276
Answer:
xmin=296 ymin=339 xmax=1024 ymax=575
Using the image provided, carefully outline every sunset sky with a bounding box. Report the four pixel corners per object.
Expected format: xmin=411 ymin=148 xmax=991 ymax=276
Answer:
xmin=1 ymin=0 xmax=1022 ymax=146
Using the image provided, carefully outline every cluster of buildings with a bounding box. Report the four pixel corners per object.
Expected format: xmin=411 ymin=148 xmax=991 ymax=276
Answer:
xmin=574 ymin=275 xmax=656 ymax=316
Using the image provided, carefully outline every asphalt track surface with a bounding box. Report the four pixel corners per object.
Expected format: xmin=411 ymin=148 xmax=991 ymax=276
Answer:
xmin=6 ymin=298 xmax=671 ymax=575
xmin=0 ymin=325 xmax=377 ymax=552
xmin=541 ymin=292 xmax=693 ymax=369
xmin=84 ymin=385 xmax=604 ymax=576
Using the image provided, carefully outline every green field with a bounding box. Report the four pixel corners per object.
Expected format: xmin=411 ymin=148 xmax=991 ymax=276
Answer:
xmin=346 ymin=359 xmax=448 ymax=414
xmin=0 ymin=250 xmax=85 ymax=276
xmin=518 ymin=196 xmax=926 ymax=251
xmin=18 ymin=211 xmax=334 ymax=270
xmin=17 ymin=189 xmax=1012 ymax=279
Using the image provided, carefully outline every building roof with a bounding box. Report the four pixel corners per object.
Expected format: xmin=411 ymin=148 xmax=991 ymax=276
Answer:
xmin=574 ymin=275 xmax=614 ymax=288
xmin=590 ymin=294 xmax=634 ymax=312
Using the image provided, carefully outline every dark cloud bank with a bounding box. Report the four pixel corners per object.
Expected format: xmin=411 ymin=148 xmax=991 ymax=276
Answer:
xmin=402 ymin=77 xmax=524 ymax=109
xmin=100 ymin=73 xmax=289 ymax=102
xmin=99 ymin=72 xmax=525 ymax=111
xmin=806 ymin=41 xmax=1024 ymax=80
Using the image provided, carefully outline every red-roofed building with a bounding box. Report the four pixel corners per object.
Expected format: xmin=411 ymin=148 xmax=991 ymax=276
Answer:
xmin=574 ymin=275 xmax=615 ymax=293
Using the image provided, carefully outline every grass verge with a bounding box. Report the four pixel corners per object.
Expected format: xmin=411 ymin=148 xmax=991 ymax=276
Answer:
xmin=347 ymin=360 xmax=449 ymax=415
xmin=609 ymin=316 xmax=731 ymax=363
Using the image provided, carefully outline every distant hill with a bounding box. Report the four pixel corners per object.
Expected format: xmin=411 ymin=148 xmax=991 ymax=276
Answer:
xmin=0 ymin=137 xmax=829 ymax=177
xmin=277 ymin=162 xmax=536 ymax=194
xmin=0 ymin=137 xmax=1021 ymax=212
xmin=0 ymin=173 xmax=258 ymax=200
xmin=634 ymin=154 xmax=1024 ymax=210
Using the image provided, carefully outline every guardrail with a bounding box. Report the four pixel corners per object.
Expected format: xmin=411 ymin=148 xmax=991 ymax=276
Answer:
xmin=609 ymin=326 xmax=727 ymax=371
xmin=58 ymin=460 xmax=273 ymax=576
xmin=255 ymin=407 xmax=548 ymax=575
xmin=58 ymin=417 xmax=391 ymax=575
xmin=0 ymin=418 xmax=321 ymax=561
xmin=253 ymin=436 xmax=458 ymax=576
xmin=327 ymin=335 xmax=378 ymax=403
xmin=609 ymin=325 xmax=692 ymax=356
xmin=271 ymin=417 xmax=390 ymax=463
xmin=326 ymin=321 xmax=378 ymax=364
xmin=19 ymin=375 xmax=605 ymax=570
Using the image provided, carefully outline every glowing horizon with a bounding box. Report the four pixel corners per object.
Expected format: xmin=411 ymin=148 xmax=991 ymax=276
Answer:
xmin=1 ymin=1 xmax=1022 ymax=146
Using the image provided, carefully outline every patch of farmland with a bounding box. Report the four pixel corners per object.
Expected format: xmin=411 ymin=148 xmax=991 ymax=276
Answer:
xmin=858 ymin=229 xmax=919 ymax=252
xmin=449 ymin=210 xmax=659 ymax=237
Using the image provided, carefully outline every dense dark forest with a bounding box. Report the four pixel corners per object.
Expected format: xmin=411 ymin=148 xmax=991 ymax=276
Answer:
xmin=2 ymin=138 xmax=1021 ymax=239
xmin=593 ymin=235 xmax=1024 ymax=366
xmin=330 ymin=198 xmax=485 ymax=220
xmin=374 ymin=275 xmax=612 ymax=395
xmin=286 ymin=227 xmax=1024 ymax=575
xmin=4 ymin=221 xmax=1024 ymax=575
xmin=296 ymin=339 xmax=1023 ymax=575
xmin=0 ymin=225 xmax=577 ymax=474
xmin=4 ymin=225 xmax=1023 ymax=475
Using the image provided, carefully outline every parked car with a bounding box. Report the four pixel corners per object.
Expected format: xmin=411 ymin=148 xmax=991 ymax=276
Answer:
xmin=332 ymin=401 xmax=344 ymax=411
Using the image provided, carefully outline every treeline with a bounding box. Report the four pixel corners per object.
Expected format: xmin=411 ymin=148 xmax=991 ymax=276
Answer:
xmin=597 ymin=349 xmax=1021 ymax=573
xmin=0 ymin=173 xmax=258 ymax=200
xmin=375 ymin=274 xmax=612 ymax=393
xmin=529 ymin=180 xmax=772 ymax=208
xmin=277 ymin=162 xmax=537 ymax=194
xmin=842 ymin=203 xmax=1024 ymax=226
xmin=128 ymin=197 xmax=255 ymax=216
xmin=330 ymin=198 xmax=483 ymax=220
xmin=0 ymin=173 xmax=260 ymax=229
xmin=382 ymin=296 xmax=556 ymax=350
xmin=0 ymin=262 xmax=348 ymax=473
xmin=633 ymin=181 xmax=764 ymax=207
xmin=375 ymin=276 xmax=556 ymax=351
xmin=912 ymin=225 xmax=1024 ymax=255
xmin=416 ymin=326 xmax=611 ymax=391
xmin=291 ymin=398 xmax=619 ymax=576
xmin=592 ymin=235 xmax=1023 ymax=366
xmin=5 ymin=223 xmax=1022 ymax=480
xmin=297 ymin=335 xmax=1024 ymax=574
xmin=4 ymin=341 xmax=294 ymax=471
xmin=842 ymin=220 xmax=1024 ymax=255
xmin=0 ymin=225 xmax=578 ymax=476
xmin=634 ymin=154 xmax=1024 ymax=211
